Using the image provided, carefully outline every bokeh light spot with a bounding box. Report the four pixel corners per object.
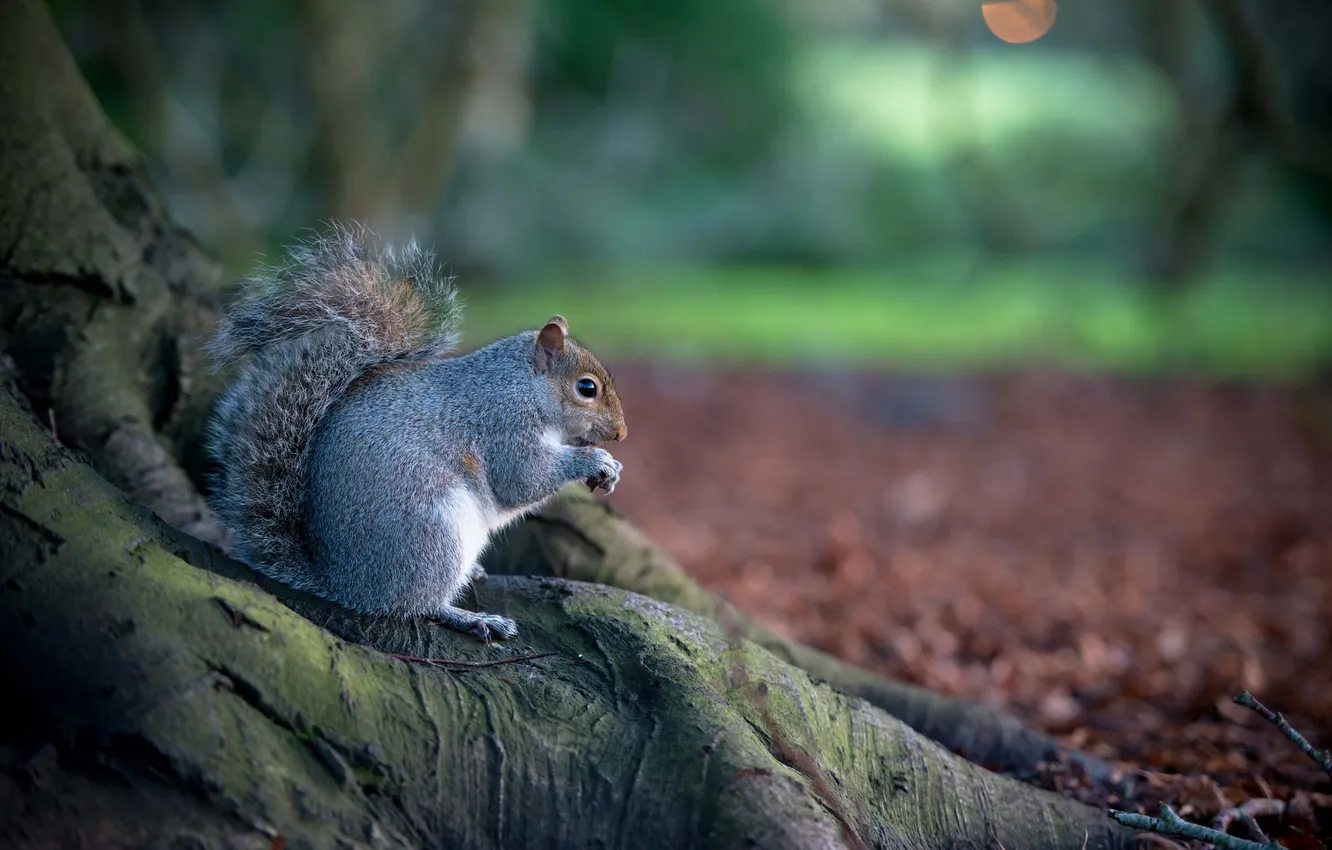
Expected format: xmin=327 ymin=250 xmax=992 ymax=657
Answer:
xmin=982 ymin=0 xmax=1057 ymax=44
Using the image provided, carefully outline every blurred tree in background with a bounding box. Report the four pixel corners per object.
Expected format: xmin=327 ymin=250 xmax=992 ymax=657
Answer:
xmin=47 ymin=0 xmax=1331 ymax=306
xmin=49 ymin=0 xmax=801 ymax=273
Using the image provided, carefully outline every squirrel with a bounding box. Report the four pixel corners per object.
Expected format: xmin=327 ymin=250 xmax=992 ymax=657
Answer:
xmin=203 ymin=224 xmax=627 ymax=641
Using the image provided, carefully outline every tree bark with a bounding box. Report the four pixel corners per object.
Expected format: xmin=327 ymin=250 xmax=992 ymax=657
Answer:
xmin=0 ymin=0 xmax=1136 ymax=846
xmin=0 ymin=0 xmax=228 ymax=545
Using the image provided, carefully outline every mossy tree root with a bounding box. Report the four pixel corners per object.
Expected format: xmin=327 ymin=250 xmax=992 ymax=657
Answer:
xmin=0 ymin=389 xmax=1134 ymax=849
xmin=485 ymin=492 xmax=1120 ymax=785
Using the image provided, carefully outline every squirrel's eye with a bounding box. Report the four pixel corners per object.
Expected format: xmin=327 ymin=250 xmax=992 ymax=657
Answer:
xmin=575 ymin=377 xmax=598 ymax=399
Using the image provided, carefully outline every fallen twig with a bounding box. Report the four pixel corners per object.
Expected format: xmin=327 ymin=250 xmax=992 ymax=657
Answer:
xmin=389 ymin=651 xmax=559 ymax=670
xmin=1107 ymin=690 xmax=1330 ymax=847
xmin=1109 ymin=804 xmax=1280 ymax=850
xmin=1213 ymin=798 xmax=1282 ymax=844
xmin=1233 ymin=690 xmax=1332 ymax=777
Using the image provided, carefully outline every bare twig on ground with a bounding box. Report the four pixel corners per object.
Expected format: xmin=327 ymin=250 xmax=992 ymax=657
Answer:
xmin=388 ymin=650 xmax=558 ymax=670
xmin=1213 ymin=798 xmax=1282 ymax=844
xmin=1109 ymin=804 xmax=1280 ymax=850
xmin=1108 ymin=691 xmax=1330 ymax=847
xmin=1234 ymin=690 xmax=1332 ymax=777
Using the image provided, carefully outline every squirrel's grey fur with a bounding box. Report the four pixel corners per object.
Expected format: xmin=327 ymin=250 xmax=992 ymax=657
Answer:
xmin=205 ymin=223 xmax=626 ymax=640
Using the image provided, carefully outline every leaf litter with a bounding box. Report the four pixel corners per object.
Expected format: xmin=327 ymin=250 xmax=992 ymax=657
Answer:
xmin=606 ymin=366 xmax=1332 ymax=846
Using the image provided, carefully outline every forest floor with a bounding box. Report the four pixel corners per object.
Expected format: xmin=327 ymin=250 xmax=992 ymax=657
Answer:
xmin=604 ymin=365 xmax=1332 ymax=847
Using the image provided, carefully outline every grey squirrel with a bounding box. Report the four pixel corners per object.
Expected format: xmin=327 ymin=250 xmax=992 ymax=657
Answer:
xmin=204 ymin=224 xmax=627 ymax=641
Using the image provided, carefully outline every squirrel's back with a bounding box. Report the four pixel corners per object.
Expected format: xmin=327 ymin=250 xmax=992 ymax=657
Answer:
xmin=204 ymin=224 xmax=463 ymax=589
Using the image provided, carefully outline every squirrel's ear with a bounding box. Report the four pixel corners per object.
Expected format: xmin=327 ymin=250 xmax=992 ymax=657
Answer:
xmin=535 ymin=316 xmax=567 ymax=373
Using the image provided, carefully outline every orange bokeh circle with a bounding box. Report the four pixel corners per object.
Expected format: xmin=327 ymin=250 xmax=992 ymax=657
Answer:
xmin=982 ymin=0 xmax=1057 ymax=44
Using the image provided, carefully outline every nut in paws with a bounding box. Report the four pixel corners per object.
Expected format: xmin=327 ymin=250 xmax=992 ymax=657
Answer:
xmin=585 ymin=448 xmax=623 ymax=495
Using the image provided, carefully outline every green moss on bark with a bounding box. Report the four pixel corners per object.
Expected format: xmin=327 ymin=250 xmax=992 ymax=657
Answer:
xmin=484 ymin=490 xmax=1118 ymax=785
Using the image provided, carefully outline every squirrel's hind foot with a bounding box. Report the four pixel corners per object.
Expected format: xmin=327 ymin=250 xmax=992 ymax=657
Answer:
xmin=431 ymin=606 xmax=518 ymax=643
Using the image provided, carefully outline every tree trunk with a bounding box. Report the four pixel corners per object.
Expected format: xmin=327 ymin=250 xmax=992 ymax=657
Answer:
xmin=1141 ymin=0 xmax=1332 ymax=286
xmin=301 ymin=0 xmax=491 ymax=228
xmin=0 ymin=0 xmax=228 ymax=544
xmin=0 ymin=1 xmax=1136 ymax=847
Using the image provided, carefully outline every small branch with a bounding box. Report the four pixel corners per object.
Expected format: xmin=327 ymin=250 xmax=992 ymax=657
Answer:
xmin=1109 ymin=804 xmax=1281 ymax=850
xmin=389 ymin=650 xmax=558 ymax=670
xmin=1213 ymin=798 xmax=1283 ymax=844
xmin=1234 ymin=690 xmax=1332 ymax=777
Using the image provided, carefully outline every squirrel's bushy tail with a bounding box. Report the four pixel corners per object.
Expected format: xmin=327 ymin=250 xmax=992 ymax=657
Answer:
xmin=205 ymin=223 xmax=462 ymax=585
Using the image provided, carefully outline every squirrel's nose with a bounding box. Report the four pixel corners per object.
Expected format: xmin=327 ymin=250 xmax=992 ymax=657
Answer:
xmin=613 ymin=424 xmax=627 ymax=442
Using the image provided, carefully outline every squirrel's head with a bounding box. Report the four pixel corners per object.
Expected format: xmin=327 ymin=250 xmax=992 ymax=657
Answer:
xmin=533 ymin=315 xmax=627 ymax=447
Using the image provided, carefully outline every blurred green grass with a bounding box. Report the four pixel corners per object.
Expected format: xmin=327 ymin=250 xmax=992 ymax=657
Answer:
xmin=460 ymin=265 xmax=1332 ymax=379
xmin=794 ymin=42 xmax=1172 ymax=166
xmin=458 ymin=46 xmax=1329 ymax=380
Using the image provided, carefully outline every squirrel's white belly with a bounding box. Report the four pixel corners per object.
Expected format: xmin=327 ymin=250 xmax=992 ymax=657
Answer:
xmin=436 ymin=486 xmax=533 ymax=569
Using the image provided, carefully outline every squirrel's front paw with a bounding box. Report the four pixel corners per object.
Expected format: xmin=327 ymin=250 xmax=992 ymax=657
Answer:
xmin=583 ymin=448 xmax=623 ymax=495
